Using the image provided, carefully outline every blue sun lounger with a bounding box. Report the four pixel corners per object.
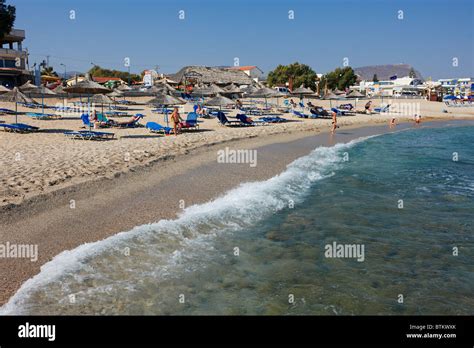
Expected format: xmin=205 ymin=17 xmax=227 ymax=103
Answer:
xmin=292 ymin=110 xmax=310 ymax=118
xmin=0 ymin=108 xmax=16 ymax=115
xmin=181 ymin=112 xmax=200 ymax=130
xmin=146 ymin=122 xmax=173 ymax=135
xmin=258 ymin=116 xmax=288 ymax=123
xmin=374 ymin=104 xmax=391 ymax=113
xmin=64 ymin=130 xmax=115 ymax=140
xmin=0 ymin=123 xmax=40 ymax=133
xmin=215 ymin=111 xmax=244 ymax=126
xmin=26 ymin=112 xmax=60 ymax=120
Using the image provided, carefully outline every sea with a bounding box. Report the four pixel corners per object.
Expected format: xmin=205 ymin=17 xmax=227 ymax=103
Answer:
xmin=2 ymin=123 xmax=473 ymax=315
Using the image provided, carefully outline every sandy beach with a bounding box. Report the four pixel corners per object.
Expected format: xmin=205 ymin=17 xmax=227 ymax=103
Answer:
xmin=1 ymin=96 xmax=474 ymax=305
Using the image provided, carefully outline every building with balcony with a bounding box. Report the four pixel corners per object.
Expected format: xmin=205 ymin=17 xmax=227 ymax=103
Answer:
xmin=0 ymin=28 xmax=32 ymax=87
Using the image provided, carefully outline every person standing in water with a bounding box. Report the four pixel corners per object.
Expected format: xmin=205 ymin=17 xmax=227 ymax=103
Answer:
xmin=170 ymin=107 xmax=183 ymax=136
xmin=331 ymin=111 xmax=338 ymax=134
xmin=415 ymin=114 xmax=421 ymax=126
xmin=389 ymin=117 xmax=396 ymax=128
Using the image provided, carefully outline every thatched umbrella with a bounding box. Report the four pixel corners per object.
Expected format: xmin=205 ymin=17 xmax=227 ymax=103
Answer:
xmin=249 ymin=87 xmax=282 ymax=108
xmin=108 ymin=89 xmax=124 ymax=98
xmin=346 ymin=90 xmax=364 ymax=108
xmin=204 ymin=94 xmax=234 ymax=111
xmin=222 ymin=83 xmax=242 ymax=95
xmin=323 ymin=91 xmax=339 ymax=108
xmin=91 ymin=94 xmax=115 ymax=114
xmin=19 ymin=80 xmax=39 ymax=92
xmin=333 ymin=88 xmax=346 ymax=96
xmin=240 ymin=84 xmax=259 ymax=94
xmin=0 ymin=87 xmax=34 ymax=123
xmin=35 ymin=86 xmax=56 ymax=114
xmin=64 ymin=78 xmax=112 ymax=130
xmin=148 ymin=92 xmax=185 ymax=127
xmin=0 ymin=85 xmax=10 ymax=94
xmin=117 ymin=84 xmax=132 ymax=91
xmin=292 ymin=85 xmax=314 ymax=96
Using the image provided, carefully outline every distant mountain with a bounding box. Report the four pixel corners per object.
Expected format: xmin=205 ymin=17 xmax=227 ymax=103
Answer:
xmin=354 ymin=64 xmax=423 ymax=81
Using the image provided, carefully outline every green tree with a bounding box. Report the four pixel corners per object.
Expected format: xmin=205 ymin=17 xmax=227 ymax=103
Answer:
xmin=0 ymin=0 xmax=16 ymax=41
xmin=267 ymin=62 xmax=318 ymax=90
xmin=88 ymin=65 xmax=141 ymax=83
xmin=408 ymin=68 xmax=417 ymax=78
xmin=319 ymin=67 xmax=357 ymax=93
xmin=372 ymin=74 xmax=379 ymax=83
xmin=41 ymin=66 xmax=58 ymax=77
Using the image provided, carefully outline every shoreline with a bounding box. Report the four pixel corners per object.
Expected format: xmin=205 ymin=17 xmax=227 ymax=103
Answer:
xmin=1 ymin=118 xmax=473 ymax=306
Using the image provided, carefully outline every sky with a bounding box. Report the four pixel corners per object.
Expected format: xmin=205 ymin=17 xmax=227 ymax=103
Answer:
xmin=10 ymin=0 xmax=474 ymax=79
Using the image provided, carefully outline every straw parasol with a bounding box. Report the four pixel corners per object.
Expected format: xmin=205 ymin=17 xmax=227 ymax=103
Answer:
xmin=19 ymin=80 xmax=39 ymax=92
xmin=117 ymin=84 xmax=132 ymax=91
xmin=0 ymin=85 xmax=10 ymax=94
xmin=148 ymin=92 xmax=185 ymax=127
xmin=291 ymin=85 xmax=314 ymax=96
xmin=223 ymin=83 xmax=241 ymax=93
xmin=204 ymin=94 xmax=234 ymax=111
xmin=333 ymin=88 xmax=346 ymax=96
xmin=0 ymin=87 xmax=35 ymax=123
xmin=346 ymin=90 xmax=364 ymax=108
xmin=108 ymin=89 xmax=124 ymax=98
xmin=248 ymin=87 xmax=283 ymax=107
xmin=323 ymin=91 xmax=339 ymax=107
xmin=64 ymin=77 xmax=112 ymax=130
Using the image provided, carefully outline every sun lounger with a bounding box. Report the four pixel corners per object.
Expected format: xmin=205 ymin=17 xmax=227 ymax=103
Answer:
xmin=0 ymin=108 xmax=17 ymax=115
xmin=292 ymin=110 xmax=310 ymax=118
xmin=64 ymin=130 xmax=115 ymax=140
xmin=105 ymin=110 xmax=131 ymax=117
xmin=330 ymin=107 xmax=352 ymax=116
xmin=180 ymin=112 xmax=200 ymax=130
xmin=0 ymin=123 xmax=40 ymax=133
xmin=26 ymin=112 xmax=61 ymax=120
xmin=373 ymin=104 xmax=391 ymax=113
xmin=215 ymin=111 xmax=244 ymax=126
xmin=258 ymin=116 xmax=288 ymax=123
xmin=113 ymin=114 xmax=145 ymax=128
xmin=146 ymin=121 xmax=173 ymax=135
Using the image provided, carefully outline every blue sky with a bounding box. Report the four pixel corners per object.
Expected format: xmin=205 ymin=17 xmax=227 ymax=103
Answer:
xmin=11 ymin=0 xmax=474 ymax=79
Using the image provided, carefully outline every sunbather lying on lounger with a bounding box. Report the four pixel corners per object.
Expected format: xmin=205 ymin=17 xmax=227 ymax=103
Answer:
xmin=110 ymin=114 xmax=142 ymax=126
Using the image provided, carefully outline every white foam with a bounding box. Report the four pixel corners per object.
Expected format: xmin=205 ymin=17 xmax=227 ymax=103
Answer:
xmin=0 ymin=136 xmax=372 ymax=314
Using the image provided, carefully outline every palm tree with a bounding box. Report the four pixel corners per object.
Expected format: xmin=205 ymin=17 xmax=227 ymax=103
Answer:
xmin=41 ymin=66 xmax=58 ymax=77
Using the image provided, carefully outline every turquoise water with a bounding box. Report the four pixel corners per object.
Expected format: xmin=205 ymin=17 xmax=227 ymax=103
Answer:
xmin=2 ymin=125 xmax=473 ymax=315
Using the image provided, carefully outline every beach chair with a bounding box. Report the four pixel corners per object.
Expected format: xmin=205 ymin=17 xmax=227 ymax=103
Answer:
xmin=146 ymin=121 xmax=173 ymax=135
xmin=292 ymin=110 xmax=310 ymax=118
xmin=258 ymin=116 xmax=288 ymax=123
xmin=0 ymin=123 xmax=40 ymax=133
xmin=215 ymin=111 xmax=244 ymax=126
xmin=236 ymin=113 xmax=268 ymax=126
xmin=64 ymin=130 xmax=115 ymax=140
xmin=26 ymin=112 xmax=61 ymax=120
xmin=0 ymin=108 xmax=17 ymax=115
xmin=180 ymin=112 xmax=200 ymax=130
xmin=331 ymin=107 xmax=351 ymax=116
xmin=373 ymin=104 xmax=391 ymax=113
xmin=118 ymin=114 xmax=145 ymax=128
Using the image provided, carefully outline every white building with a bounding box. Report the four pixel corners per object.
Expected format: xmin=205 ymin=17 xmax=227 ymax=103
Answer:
xmin=357 ymin=76 xmax=423 ymax=96
xmin=228 ymin=66 xmax=264 ymax=82
xmin=437 ymin=77 xmax=473 ymax=96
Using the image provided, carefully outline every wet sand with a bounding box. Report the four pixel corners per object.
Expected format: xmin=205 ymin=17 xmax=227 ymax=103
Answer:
xmin=0 ymin=119 xmax=472 ymax=306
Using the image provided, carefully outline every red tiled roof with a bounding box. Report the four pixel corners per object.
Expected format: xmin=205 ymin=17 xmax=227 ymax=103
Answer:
xmin=93 ymin=77 xmax=123 ymax=83
xmin=229 ymin=66 xmax=257 ymax=71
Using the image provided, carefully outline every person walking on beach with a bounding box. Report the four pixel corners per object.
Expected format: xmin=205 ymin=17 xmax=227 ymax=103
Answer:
xmin=331 ymin=111 xmax=338 ymax=134
xmin=170 ymin=107 xmax=183 ymax=136
xmin=389 ymin=117 xmax=396 ymax=128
